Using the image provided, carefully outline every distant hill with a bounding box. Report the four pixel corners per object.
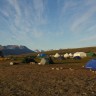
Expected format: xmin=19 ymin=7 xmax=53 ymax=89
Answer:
xmin=44 ymin=46 xmax=96 ymax=55
xmin=18 ymin=46 xmax=96 ymax=57
xmin=0 ymin=45 xmax=34 ymax=56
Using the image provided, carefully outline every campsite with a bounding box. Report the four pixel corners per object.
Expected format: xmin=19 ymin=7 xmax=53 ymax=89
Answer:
xmin=0 ymin=47 xmax=96 ymax=96
xmin=0 ymin=0 xmax=96 ymax=95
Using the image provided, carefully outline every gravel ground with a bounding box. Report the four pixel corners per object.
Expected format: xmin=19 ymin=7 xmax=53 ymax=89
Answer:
xmin=0 ymin=61 xmax=96 ymax=96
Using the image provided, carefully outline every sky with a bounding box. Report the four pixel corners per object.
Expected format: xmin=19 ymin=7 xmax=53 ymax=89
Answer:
xmin=0 ymin=0 xmax=96 ymax=50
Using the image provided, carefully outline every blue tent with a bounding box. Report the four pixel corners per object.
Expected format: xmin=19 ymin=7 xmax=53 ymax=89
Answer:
xmin=85 ymin=59 xmax=96 ymax=70
xmin=39 ymin=53 xmax=47 ymax=58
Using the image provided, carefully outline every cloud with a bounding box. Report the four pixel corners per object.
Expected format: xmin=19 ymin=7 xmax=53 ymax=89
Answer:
xmin=32 ymin=0 xmax=47 ymax=25
xmin=7 ymin=0 xmax=22 ymax=27
xmin=70 ymin=2 xmax=96 ymax=33
xmin=7 ymin=0 xmax=21 ymax=16
xmin=60 ymin=1 xmax=77 ymax=17
xmin=57 ymin=0 xmax=79 ymax=34
xmin=0 ymin=9 xmax=9 ymax=17
xmin=5 ymin=0 xmax=47 ymax=41
xmin=57 ymin=0 xmax=96 ymax=35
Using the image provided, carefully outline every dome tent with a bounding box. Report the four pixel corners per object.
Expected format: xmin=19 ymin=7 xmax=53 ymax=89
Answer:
xmin=39 ymin=58 xmax=49 ymax=65
xmin=39 ymin=57 xmax=54 ymax=65
xmin=64 ymin=53 xmax=70 ymax=58
xmin=87 ymin=52 xmax=96 ymax=57
xmin=39 ymin=53 xmax=47 ymax=58
xmin=85 ymin=59 xmax=96 ymax=70
xmin=73 ymin=52 xmax=86 ymax=58
xmin=54 ymin=53 xmax=60 ymax=58
xmin=69 ymin=53 xmax=73 ymax=58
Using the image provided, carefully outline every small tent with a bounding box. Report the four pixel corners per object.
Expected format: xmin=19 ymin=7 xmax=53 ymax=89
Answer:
xmin=39 ymin=53 xmax=47 ymax=58
xmin=85 ymin=59 xmax=96 ymax=70
xmin=48 ymin=57 xmax=54 ymax=64
xmin=39 ymin=57 xmax=54 ymax=65
xmin=37 ymin=54 xmax=40 ymax=57
xmin=87 ymin=52 xmax=95 ymax=57
xmin=39 ymin=58 xmax=49 ymax=65
xmin=54 ymin=53 xmax=60 ymax=58
xmin=69 ymin=53 xmax=73 ymax=58
xmin=64 ymin=53 xmax=70 ymax=58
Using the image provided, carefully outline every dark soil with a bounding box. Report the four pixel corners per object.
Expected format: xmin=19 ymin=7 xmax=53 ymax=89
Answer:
xmin=0 ymin=61 xmax=96 ymax=96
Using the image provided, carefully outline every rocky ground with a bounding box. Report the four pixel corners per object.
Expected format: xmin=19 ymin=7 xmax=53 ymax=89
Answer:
xmin=0 ymin=61 xmax=96 ymax=96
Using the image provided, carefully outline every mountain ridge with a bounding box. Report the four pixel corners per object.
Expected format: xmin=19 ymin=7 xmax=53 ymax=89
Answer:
xmin=0 ymin=45 xmax=34 ymax=56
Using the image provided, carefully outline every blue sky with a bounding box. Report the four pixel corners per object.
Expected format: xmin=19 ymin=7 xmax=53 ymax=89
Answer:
xmin=0 ymin=0 xmax=96 ymax=50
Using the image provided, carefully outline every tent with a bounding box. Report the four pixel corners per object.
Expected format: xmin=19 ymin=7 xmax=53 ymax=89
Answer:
xmin=54 ymin=53 xmax=60 ymax=58
xmin=73 ymin=52 xmax=87 ymax=58
xmin=64 ymin=53 xmax=70 ymax=58
xmin=73 ymin=56 xmax=81 ymax=60
xmin=37 ymin=54 xmax=40 ymax=57
xmin=69 ymin=53 xmax=73 ymax=58
xmin=39 ymin=58 xmax=49 ymax=65
xmin=85 ymin=59 xmax=96 ymax=70
xmin=48 ymin=57 xmax=54 ymax=64
xmin=87 ymin=52 xmax=96 ymax=57
xmin=39 ymin=57 xmax=54 ymax=65
xmin=39 ymin=53 xmax=47 ymax=58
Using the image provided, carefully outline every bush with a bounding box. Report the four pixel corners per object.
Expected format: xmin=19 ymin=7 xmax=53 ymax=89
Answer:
xmin=22 ymin=56 xmax=36 ymax=63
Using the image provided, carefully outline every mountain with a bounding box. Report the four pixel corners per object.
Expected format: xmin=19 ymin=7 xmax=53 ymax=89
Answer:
xmin=0 ymin=45 xmax=34 ymax=56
